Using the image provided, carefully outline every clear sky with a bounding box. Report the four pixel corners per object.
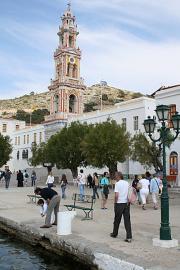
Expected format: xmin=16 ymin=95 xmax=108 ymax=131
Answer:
xmin=0 ymin=0 xmax=180 ymax=99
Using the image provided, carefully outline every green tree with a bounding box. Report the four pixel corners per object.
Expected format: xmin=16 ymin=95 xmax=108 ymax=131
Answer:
xmin=16 ymin=110 xmax=29 ymax=123
xmin=31 ymin=109 xmax=49 ymax=124
xmin=131 ymin=132 xmax=173 ymax=172
xmin=30 ymin=142 xmax=49 ymax=166
xmin=81 ymin=120 xmax=130 ymax=176
xmin=0 ymin=133 xmax=12 ymax=167
xmin=16 ymin=109 xmax=49 ymax=124
xmin=31 ymin=122 xmax=89 ymax=177
xmin=83 ymin=102 xmax=97 ymax=112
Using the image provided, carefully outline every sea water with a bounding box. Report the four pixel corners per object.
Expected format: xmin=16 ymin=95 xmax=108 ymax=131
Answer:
xmin=0 ymin=232 xmax=90 ymax=270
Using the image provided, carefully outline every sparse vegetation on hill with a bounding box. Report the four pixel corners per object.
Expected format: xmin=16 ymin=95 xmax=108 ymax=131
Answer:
xmin=0 ymin=84 xmax=145 ymax=116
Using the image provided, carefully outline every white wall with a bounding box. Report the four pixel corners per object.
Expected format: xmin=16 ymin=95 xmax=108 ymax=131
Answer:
xmin=9 ymin=124 xmax=45 ymax=172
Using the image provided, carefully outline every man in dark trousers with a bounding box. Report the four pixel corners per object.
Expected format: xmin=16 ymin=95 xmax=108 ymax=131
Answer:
xmin=4 ymin=168 xmax=12 ymax=189
xmin=110 ymin=171 xmax=132 ymax=242
xmin=35 ymin=187 xmax=60 ymax=228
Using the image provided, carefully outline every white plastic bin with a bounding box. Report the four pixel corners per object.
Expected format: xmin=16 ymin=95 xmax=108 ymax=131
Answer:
xmin=57 ymin=211 xmax=76 ymax=235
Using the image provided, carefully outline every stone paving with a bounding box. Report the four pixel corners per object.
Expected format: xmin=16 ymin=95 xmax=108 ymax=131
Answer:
xmin=0 ymin=178 xmax=180 ymax=270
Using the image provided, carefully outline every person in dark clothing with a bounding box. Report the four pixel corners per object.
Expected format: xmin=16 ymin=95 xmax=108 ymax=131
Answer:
xmin=87 ymin=174 xmax=93 ymax=188
xmin=132 ymin=175 xmax=141 ymax=204
xmin=31 ymin=170 xmax=37 ymax=187
xmin=35 ymin=187 xmax=60 ymax=228
xmin=4 ymin=169 xmax=12 ymax=189
xmin=92 ymin=172 xmax=99 ymax=199
xmin=16 ymin=170 xmax=24 ymax=187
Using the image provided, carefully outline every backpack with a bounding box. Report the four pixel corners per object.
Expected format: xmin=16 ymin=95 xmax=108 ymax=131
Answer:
xmin=128 ymin=186 xmax=137 ymax=205
xmin=103 ymin=184 xmax=109 ymax=195
xmin=25 ymin=172 xmax=29 ymax=178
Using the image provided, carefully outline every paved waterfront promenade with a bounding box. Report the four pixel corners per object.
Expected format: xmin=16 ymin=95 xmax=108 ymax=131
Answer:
xmin=0 ymin=181 xmax=179 ymax=270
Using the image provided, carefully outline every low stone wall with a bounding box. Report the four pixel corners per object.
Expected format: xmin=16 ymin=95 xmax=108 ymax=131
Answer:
xmin=0 ymin=216 xmax=97 ymax=269
xmin=0 ymin=216 xmax=145 ymax=270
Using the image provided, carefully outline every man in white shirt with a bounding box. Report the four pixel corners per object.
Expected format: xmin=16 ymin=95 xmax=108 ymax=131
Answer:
xmin=77 ymin=169 xmax=86 ymax=200
xmin=110 ymin=171 xmax=132 ymax=242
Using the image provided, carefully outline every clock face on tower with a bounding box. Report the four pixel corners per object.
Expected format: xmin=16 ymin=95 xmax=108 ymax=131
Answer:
xmin=69 ymin=57 xmax=75 ymax=64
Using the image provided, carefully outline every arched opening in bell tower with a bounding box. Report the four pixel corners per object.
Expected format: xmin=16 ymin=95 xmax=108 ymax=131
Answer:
xmin=69 ymin=35 xmax=73 ymax=47
xmin=72 ymin=64 xmax=77 ymax=78
xmin=54 ymin=95 xmax=59 ymax=113
xmin=67 ymin=63 xmax=70 ymax=76
xmin=69 ymin=94 xmax=77 ymax=113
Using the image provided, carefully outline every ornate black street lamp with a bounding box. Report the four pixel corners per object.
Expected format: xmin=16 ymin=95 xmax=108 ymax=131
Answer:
xmin=143 ymin=105 xmax=180 ymax=240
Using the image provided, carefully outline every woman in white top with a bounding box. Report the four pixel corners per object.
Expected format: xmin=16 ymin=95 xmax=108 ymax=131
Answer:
xmin=139 ymin=174 xmax=150 ymax=210
xmin=46 ymin=171 xmax=54 ymax=189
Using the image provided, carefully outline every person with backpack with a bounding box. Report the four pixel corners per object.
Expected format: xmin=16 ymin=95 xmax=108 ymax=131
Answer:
xmin=110 ymin=171 xmax=132 ymax=242
xmin=23 ymin=170 xmax=29 ymax=187
xmin=100 ymin=172 xmax=109 ymax=209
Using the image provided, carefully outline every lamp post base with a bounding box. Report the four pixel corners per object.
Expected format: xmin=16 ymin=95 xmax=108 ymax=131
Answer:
xmin=153 ymin=238 xmax=178 ymax=248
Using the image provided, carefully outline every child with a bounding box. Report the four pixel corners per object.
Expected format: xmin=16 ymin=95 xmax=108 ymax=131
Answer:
xmin=37 ymin=199 xmax=47 ymax=217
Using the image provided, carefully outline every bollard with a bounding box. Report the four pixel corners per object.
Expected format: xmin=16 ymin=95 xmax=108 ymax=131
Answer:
xmin=57 ymin=211 xmax=76 ymax=235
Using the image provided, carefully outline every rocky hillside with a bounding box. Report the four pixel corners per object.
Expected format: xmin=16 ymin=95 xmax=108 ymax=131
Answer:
xmin=0 ymin=84 xmax=143 ymax=116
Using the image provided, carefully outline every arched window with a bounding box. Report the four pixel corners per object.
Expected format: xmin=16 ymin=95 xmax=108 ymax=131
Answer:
xmin=169 ymin=151 xmax=178 ymax=175
xmin=54 ymin=95 xmax=59 ymax=113
xmin=17 ymin=151 xmax=19 ymax=160
xmin=26 ymin=150 xmax=28 ymax=159
xmin=22 ymin=150 xmax=26 ymax=159
xmin=67 ymin=63 xmax=71 ymax=76
xmin=69 ymin=36 xmax=73 ymax=47
xmin=69 ymin=94 xmax=76 ymax=113
xmin=72 ymin=64 xmax=77 ymax=78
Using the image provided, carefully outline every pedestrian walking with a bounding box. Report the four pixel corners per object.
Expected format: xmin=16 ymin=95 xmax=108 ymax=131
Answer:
xmin=23 ymin=170 xmax=29 ymax=187
xmin=139 ymin=174 xmax=150 ymax=210
xmin=17 ymin=170 xmax=24 ymax=187
xmin=110 ymin=171 xmax=132 ymax=242
xmin=46 ymin=171 xmax=54 ymax=189
xmin=31 ymin=170 xmax=37 ymax=187
xmin=77 ymin=169 xmax=86 ymax=201
xmin=132 ymin=175 xmax=141 ymax=204
xmin=60 ymin=174 xmax=68 ymax=199
xmin=4 ymin=168 xmax=12 ymax=189
xmin=150 ymin=174 xmax=162 ymax=210
xmin=87 ymin=174 xmax=93 ymax=188
xmin=100 ymin=172 xmax=109 ymax=209
xmin=92 ymin=172 xmax=99 ymax=199
xmin=35 ymin=187 xmax=60 ymax=228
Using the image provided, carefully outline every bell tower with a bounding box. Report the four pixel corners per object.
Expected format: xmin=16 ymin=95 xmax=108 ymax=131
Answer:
xmin=47 ymin=2 xmax=85 ymax=120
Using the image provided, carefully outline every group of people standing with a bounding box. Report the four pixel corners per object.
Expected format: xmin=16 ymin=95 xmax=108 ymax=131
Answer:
xmin=77 ymin=170 xmax=110 ymax=210
xmin=33 ymin=169 xmax=163 ymax=245
xmin=132 ymin=172 xmax=162 ymax=210
xmin=16 ymin=170 xmax=37 ymax=187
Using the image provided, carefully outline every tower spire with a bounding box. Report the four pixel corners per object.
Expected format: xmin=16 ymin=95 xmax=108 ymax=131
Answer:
xmin=67 ymin=1 xmax=71 ymax=11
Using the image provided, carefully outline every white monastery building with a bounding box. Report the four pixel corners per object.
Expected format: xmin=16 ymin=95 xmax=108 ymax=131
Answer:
xmin=1 ymin=4 xmax=180 ymax=186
